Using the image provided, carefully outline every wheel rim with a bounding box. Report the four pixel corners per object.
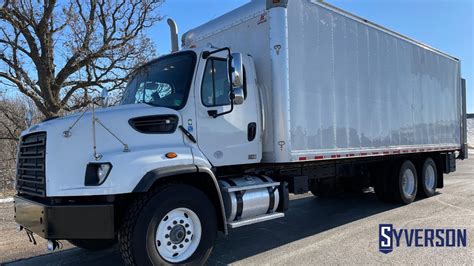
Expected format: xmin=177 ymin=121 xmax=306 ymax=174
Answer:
xmin=402 ymin=168 xmax=415 ymax=198
xmin=424 ymin=164 xmax=436 ymax=191
xmin=155 ymin=208 xmax=202 ymax=263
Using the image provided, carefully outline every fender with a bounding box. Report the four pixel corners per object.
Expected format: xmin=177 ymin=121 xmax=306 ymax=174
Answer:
xmin=133 ymin=164 xmax=228 ymax=234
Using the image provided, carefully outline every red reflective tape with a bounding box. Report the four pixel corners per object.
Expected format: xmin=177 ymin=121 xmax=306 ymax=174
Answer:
xmin=383 ymin=151 xmax=390 ymax=155
xmin=315 ymin=156 xmax=324 ymax=160
xmin=372 ymin=152 xmax=379 ymax=155
xmin=360 ymin=153 xmax=368 ymax=156
xmin=411 ymin=149 xmax=417 ymax=153
xmin=331 ymin=155 xmax=341 ymax=159
xmin=419 ymin=149 xmax=425 ymax=152
xmin=347 ymin=154 xmax=355 ymax=157
xmin=299 ymin=156 xmax=307 ymax=161
xmin=393 ymin=151 xmax=400 ymax=154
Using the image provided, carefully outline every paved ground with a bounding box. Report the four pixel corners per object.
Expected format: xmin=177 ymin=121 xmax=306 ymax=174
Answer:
xmin=1 ymin=157 xmax=473 ymax=265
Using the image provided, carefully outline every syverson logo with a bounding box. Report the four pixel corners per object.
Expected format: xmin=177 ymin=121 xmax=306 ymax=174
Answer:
xmin=378 ymin=224 xmax=467 ymax=254
xmin=379 ymin=224 xmax=393 ymax=254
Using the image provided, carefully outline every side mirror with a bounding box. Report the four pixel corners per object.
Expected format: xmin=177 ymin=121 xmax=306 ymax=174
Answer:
xmin=229 ymin=53 xmax=243 ymax=88
xmin=232 ymin=87 xmax=244 ymax=105
xmin=100 ymin=88 xmax=109 ymax=108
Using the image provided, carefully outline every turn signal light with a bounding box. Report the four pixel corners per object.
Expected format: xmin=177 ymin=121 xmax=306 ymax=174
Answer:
xmin=166 ymin=152 xmax=178 ymax=159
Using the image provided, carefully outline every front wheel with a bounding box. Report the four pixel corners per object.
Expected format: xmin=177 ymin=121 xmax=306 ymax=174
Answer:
xmin=119 ymin=184 xmax=217 ymax=265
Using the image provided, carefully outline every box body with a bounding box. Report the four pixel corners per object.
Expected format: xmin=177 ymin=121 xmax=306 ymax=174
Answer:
xmin=183 ymin=0 xmax=462 ymax=163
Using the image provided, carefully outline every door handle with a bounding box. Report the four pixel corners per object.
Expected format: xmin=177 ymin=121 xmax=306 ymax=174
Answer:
xmin=248 ymin=122 xmax=257 ymax=141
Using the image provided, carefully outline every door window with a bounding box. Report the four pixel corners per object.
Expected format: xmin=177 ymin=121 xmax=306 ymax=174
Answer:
xmin=201 ymin=58 xmax=231 ymax=107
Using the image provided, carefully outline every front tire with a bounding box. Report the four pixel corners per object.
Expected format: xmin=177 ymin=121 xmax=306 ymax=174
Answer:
xmin=119 ymin=184 xmax=217 ymax=265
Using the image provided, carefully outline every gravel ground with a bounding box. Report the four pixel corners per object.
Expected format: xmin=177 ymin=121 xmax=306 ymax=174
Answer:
xmin=1 ymin=158 xmax=473 ymax=265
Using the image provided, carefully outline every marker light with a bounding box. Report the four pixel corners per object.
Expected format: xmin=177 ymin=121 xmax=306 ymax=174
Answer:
xmin=166 ymin=152 xmax=178 ymax=159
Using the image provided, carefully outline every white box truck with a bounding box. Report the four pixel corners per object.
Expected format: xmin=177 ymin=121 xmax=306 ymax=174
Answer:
xmin=14 ymin=0 xmax=468 ymax=264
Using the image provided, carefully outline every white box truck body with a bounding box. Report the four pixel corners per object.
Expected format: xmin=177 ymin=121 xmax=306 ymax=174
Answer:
xmin=14 ymin=0 xmax=468 ymax=264
xmin=183 ymin=0 xmax=463 ymax=163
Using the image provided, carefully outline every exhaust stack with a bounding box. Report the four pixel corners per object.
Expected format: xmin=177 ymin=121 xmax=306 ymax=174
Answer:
xmin=167 ymin=18 xmax=179 ymax=52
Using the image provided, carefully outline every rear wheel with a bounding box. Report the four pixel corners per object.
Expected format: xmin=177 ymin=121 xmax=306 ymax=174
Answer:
xmin=418 ymin=158 xmax=438 ymax=197
xmin=119 ymin=184 xmax=217 ymax=265
xmin=68 ymin=239 xmax=116 ymax=251
xmin=392 ymin=160 xmax=418 ymax=204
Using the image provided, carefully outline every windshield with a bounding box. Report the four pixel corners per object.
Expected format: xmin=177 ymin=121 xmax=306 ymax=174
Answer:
xmin=121 ymin=52 xmax=196 ymax=109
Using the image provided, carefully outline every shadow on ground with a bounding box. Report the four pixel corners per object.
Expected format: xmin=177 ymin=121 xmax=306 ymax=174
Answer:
xmin=8 ymin=191 xmax=401 ymax=266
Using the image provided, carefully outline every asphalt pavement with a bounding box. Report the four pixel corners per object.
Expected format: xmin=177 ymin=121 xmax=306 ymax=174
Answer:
xmin=1 ymin=157 xmax=473 ymax=265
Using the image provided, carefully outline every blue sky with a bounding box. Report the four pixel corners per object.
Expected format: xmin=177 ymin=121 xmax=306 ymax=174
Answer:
xmin=150 ymin=0 xmax=473 ymax=113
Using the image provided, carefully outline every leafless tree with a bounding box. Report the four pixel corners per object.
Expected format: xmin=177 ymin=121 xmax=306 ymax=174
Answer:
xmin=0 ymin=95 xmax=37 ymax=195
xmin=0 ymin=0 xmax=163 ymax=118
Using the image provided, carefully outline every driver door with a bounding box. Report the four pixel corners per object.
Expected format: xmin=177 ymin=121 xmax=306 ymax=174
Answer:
xmin=195 ymin=55 xmax=260 ymax=166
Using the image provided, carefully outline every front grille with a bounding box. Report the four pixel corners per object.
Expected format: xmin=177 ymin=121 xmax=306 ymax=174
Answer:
xmin=16 ymin=132 xmax=47 ymax=197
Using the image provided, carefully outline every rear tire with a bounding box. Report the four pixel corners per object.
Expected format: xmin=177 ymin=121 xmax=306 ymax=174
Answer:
xmin=68 ymin=239 xmax=116 ymax=251
xmin=392 ymin=160 xmax=418 ymax=204
xmin=418 ymin=158 xmax=438 ymax=197
xmin=119 ymin=184 xmax=217 ymax=265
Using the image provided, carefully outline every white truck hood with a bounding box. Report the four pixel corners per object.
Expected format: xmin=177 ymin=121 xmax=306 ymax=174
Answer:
xmin=20 ymin=104 xmax=193 ymax=196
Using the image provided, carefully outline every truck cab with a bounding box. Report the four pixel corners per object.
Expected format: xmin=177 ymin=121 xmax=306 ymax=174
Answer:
xmin=14 ymin=46 xmax=279 ymax=265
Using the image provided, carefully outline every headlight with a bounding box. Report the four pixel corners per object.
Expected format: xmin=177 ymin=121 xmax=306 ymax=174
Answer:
xmin=97 ymin=164 xmax=112 ymax=184
xmin=85 ymin=163 xmax=112 ymax=186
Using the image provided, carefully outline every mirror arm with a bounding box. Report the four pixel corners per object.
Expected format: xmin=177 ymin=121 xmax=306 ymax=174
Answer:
xmin=202 ymin=47 xmax=231 ymax=59
xmin=208 ymin=92 xmax=235 ymax=118
xmin=203 ymin=47 xmax=242 ymax=118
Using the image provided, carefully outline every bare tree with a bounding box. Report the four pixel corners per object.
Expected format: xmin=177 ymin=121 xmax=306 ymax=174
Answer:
xmin=0 ymin=95 xmax=36 ymax=195
xmin=0 ymin=0 xmax=163 ymax=118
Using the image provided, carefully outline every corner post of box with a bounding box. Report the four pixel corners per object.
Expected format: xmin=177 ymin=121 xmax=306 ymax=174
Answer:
xmin=268 ymin=0 xmax=291 ymax=162
xmin=460 ymin=78 xmax=468 ymax=159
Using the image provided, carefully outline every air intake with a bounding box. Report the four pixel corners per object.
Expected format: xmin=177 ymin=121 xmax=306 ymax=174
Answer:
xmin=129 ymin=115 xmax=179 ymax=134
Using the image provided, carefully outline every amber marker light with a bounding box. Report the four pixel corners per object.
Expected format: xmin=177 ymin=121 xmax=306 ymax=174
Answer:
xmin=165 ymin=152 xmax=178 ymax=159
